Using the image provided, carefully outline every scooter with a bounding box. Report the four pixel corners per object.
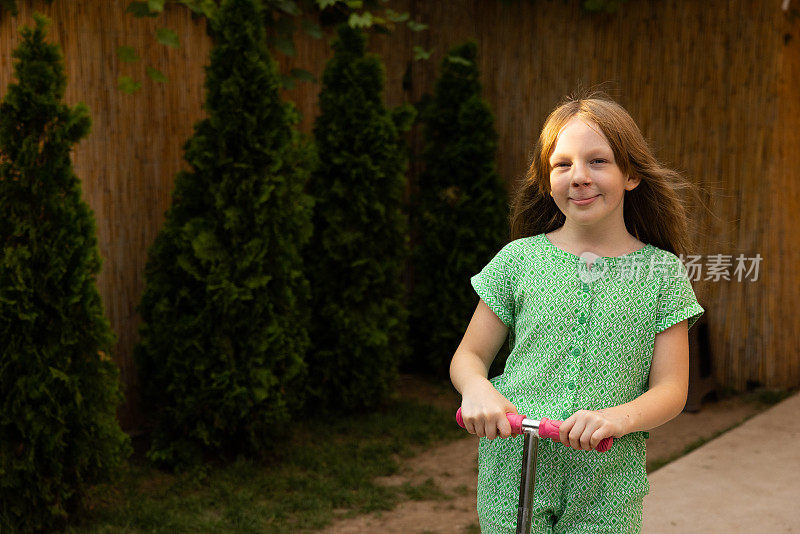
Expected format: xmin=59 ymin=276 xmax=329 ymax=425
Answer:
xmin=456 ymin=408 xmax=614 ymax=534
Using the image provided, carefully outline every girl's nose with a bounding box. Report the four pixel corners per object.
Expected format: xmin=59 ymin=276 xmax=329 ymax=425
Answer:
xmin=570 ymin=162 xmax=592 ymax=186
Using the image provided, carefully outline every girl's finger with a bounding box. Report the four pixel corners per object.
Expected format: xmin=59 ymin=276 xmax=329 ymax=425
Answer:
xmin=559 ymin=417 xmax=575 ymax=447
xmin=590 ymin=427 xmax=609 ymax=449
xmin=581 ymin=420 xmax=603 ymax=450
xmin=475 ymin=423 xmax=486 ymax=438
xmin=460 ymin=412 xmax=473 ymax=434
xmin=484 ymin=419 xmax=497 ymax=440
xmin=568 ymin=418 xmax=588 ymax=450
xmin=497 ymin=415 xmax=512 ymax=438
xmin=467 ymin=415 xmax=480 ymax=437
xmin=501 ymin=402 xmax=517 ymax=438
xmin=579 ymin=427 xmax=595 ymax=450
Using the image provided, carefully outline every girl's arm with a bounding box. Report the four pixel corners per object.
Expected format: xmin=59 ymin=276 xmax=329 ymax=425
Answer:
xmin=558 ymin=319 xmax=690 ymax=451
xmin=450 ymin=299 xmax=518 ymax=440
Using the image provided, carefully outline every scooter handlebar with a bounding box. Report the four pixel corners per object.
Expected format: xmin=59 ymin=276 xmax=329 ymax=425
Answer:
xmin=455 ymin=407 xmax=613 ymax=452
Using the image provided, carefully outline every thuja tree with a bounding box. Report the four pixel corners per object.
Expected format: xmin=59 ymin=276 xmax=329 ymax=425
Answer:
xmin=408 ymin=41 xmax=509 ymax=376
xmin=0 ymin=15 xmax=130 ymax=531
xmin=304 ymin=25 xmax=414 ymax=412
xmin=135 ymin=0 xmax=313 ymax=468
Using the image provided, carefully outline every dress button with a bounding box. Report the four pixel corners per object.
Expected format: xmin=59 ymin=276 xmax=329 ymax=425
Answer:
xmin=578 ymin=314 xmax=587 ymax=324
xmin=582 ymin=283 xmax=590 ymax=291
xmin=571 ymin=347 xmax=581 ymax=357
xmin=568 ymin=381 xmax=576 ymax=390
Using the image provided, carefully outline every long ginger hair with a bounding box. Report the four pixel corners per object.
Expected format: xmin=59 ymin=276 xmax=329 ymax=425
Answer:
xmin=509 ymin=93 xmax=700 ymax=258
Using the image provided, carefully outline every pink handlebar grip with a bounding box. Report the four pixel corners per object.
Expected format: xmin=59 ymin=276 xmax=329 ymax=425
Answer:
xmin=538 ymin=418 xmax=613 ymax=452
xmin=456 ymin=407 xmax=533 ymax=437
xmin=537 ymin=417 xmax=562 ymax=441
xmin=455 ymin=408 xmax=613 ymax=452
xmin=456 ymin=407 xmax=526 ymax=435
xmin=506 ymin=413 xmax=526 ymax=434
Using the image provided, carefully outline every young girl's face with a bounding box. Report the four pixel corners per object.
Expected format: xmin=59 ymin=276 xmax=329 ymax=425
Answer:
xmin=548 ymin=117 xmax=640 ymax=228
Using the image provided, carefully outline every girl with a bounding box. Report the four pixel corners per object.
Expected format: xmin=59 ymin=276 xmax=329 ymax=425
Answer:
xmin=450 ymin=94 xmax=704 ymax=533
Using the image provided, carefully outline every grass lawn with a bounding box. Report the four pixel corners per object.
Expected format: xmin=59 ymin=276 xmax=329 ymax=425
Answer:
xmin=66 ymin=388 xmax=463 ymax=533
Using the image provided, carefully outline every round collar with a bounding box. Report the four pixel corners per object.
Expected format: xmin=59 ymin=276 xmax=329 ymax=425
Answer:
xmin=538 ymin=232 xmax=653 ymax=265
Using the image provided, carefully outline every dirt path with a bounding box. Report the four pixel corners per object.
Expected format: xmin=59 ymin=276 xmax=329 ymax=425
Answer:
xmin=321 ymin=436 xmax=481 ymax=534
xmin=321 ymin=382 xmax=768 ymax=534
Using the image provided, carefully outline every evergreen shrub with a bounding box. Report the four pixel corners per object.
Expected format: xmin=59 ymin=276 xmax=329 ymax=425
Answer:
xmin=408 ymin=41 xmax=509 ymax=376
xmin=135 ymin=0 xmax=313 ymax=468
xmin=0 ymin=15 xmax=130 ymax=531
xmin=304 ymin=25 xmax=415 ymax=412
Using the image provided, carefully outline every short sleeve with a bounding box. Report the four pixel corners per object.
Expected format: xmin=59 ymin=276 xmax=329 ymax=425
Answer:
xmin=655 ymin=254 xmax=705 ymax=333
xmin=470 ymin=242 xmax=518 ymax=328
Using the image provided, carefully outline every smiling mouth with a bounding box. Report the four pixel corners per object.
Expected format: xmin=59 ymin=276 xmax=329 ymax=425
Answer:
xmin=570 ymin=195 xmax=599 ymax=205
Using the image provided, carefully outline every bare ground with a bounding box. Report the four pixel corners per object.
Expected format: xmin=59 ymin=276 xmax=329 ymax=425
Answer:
xmin=320 ymin=376 xmax=767 ymax=534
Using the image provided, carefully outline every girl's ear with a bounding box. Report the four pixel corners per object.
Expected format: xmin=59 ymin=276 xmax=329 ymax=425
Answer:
xmin=625 ymin=174 xmax=642 ymax=191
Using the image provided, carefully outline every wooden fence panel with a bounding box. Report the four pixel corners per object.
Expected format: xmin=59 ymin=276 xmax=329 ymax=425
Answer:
xmin=1 ymin=0 xmax=796 ymax=428
xmin=0 ymin=1 xmax=212 ymax=428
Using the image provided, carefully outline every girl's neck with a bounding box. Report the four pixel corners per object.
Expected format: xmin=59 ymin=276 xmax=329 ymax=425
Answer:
xmin=546 ymin=224 xmax=644 ymax=258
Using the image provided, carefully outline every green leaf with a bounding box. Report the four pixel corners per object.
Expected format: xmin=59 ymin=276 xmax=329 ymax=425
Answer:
xmin=348 ymin=12 xmax=373 ymax=28
xmin=301 ymin=19 xmax=323 ymax=39
xmin=156 ymin=28 xmax=180 ymax=48
xmin=146 ymin=66 xmax=168 ymax=83
xmin=290 ymin=68 xmax=317 ymax=83
xmin=345 ymin=0 xmax=363 ymax=8
xmin=273 ymin=36 xmax=296 ymax=56
xmin=274 ymin=0 xmax=301 ymax=15
xmin=147 ymin=0 xmax=165 ymax=13
xmin=117 ymin=46 xmax=140 ymax=63
xmin=179 ymin=0 xmax=216 ymax=17
xmin=49 ymin=367 xmax=70 ymax=383
xmin=126 ymin=1 xmax=158 ymax=17
xmin=279 ymin=73 xmax=296 ymax=90
xmin=191 ymin=231 xmax=223 ymax=262
xmin=391 ymin=102 xmax=416 ymax=132
xmin=252 ymin=387 xmax=269 ymax=402
xmin=351 ymin=258 xmax=369 ymax=268
xmin=447 ymin=56 xmax=472 ymax=66
xmin=316 ymin=0 xmax=337 ymax=8
xmin=413 ymin=45 xmax=431 ymax=61
xmin=385 ymin=9 xmax=409 ymax=23
xmin=118 ymin=75 xmax=142 ymax=94
xmin=407 ymin=20 xmax=428 ymax=32
xmin=243 ymin=274 xmax=272 ymax=289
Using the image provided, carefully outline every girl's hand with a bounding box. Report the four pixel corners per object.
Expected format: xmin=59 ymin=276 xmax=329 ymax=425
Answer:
xmin=459 ymin=378 xmax=518 ymax=440
xmin=558 ymin=409 xmax=625 ymax=451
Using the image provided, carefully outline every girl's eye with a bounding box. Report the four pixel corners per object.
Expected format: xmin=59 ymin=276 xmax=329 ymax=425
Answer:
xmin=553 ymin=162 xmax=570 ymax=168
xmin=591 ymin=159 xmax=607 ymax=164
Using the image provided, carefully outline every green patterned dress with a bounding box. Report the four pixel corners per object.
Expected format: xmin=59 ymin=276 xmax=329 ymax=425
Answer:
xmin=471 ymin=233 xmax=704 ymax=533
